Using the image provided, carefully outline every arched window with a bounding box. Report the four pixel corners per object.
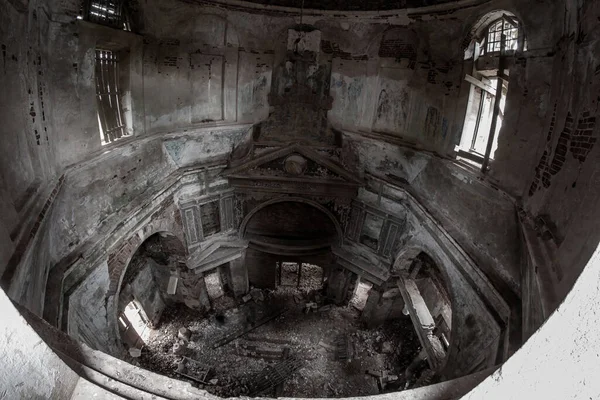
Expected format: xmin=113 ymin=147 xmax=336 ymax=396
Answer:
xmin=457 ymin=12 xmax=525 ymax=171
xmin=481 ymin=16 xmax=520 ymax=55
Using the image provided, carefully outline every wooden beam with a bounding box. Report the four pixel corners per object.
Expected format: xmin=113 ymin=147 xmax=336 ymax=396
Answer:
xmin=464 ymin=74 xmax=496 ymax=95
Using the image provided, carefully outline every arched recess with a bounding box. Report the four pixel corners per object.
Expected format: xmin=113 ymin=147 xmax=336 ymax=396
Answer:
xmin=393 ymin=243 xmax=456 ymax=375
xmin=106 ymin=219 xmax=187 ymax=353
xmin=115 ymin=232 xmax=186 ymax=351
xmin=392 ymin=234 xmax=507 ymax=380
xmin=240 ymin=197 xmax=342 ymax=290
xmin=240 ymin=197 xmax=344 ymax=246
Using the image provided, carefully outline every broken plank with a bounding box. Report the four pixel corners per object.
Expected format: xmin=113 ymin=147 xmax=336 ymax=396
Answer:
xmin=211 ymin=307 xmax=289 ymax=348
xmin=318 ymin=340 xmax=336 ymax=351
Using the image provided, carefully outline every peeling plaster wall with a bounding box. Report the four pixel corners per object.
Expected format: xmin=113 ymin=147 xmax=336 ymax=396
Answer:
xmin=349 ymin=134 xmax=521 ymax=297
xmin=139 ymin=0 xmax=288 ymax=131
xmin=52 ymin=126 xmax=242 ymax=261
xmin=355 ymin=187 xmax=505 ymax=376
xmin=519 ymin=0 xmax=600 ymax=303
xmin=67 ymin=260 xmax=119 ymax=354
xmin=0 ymin=1 xmax=60 ymax=276
xmin=50 ymin=136 xmax=175 ymax=264
xmin=0 ymin=290 xmax=78 ymax=400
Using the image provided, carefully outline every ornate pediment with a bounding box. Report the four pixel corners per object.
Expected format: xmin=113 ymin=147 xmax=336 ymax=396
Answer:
xmin=222 ymin=143 xmax=362 ymax=197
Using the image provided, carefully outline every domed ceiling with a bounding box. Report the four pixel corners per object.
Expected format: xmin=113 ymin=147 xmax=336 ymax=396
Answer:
xmin=228 ymin=0 xmax=459 ymax=11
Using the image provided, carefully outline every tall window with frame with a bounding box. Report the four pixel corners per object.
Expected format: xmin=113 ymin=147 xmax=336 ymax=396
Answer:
xmin=458 ymin=13 xmax=524 ymax=170
xmin=95 ymin=49 xmax=128 ymax=144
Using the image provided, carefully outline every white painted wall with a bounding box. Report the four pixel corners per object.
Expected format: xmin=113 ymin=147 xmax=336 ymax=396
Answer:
xmin=463 ymin=241 xmax=600 ymax=400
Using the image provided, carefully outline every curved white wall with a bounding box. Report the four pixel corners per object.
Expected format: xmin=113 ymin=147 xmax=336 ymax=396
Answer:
xmin=463 ymin=241 xmax=600 ymax=399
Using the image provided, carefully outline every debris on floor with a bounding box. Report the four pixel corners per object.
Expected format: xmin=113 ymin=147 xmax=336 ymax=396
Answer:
xmin=135 ymin=286 xmax=421 ymax=398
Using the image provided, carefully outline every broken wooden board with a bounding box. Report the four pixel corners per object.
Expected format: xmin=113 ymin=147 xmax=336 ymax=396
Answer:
xmin=235 ymin=341 xmax=290 ymax=360
xmin=211 ymin=307 xmax=289 ymax=348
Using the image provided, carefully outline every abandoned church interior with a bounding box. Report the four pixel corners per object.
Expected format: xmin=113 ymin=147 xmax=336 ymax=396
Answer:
xmin=2 ymin=0 xmax=600 ymax=398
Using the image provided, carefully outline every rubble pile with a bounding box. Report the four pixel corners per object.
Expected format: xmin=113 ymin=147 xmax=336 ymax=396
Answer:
xmin=134 ymin=286 xmax=421 ymax=398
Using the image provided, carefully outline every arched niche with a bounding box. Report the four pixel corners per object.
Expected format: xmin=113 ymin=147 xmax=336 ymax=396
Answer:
xmin=393 ymin=245 xmax=455 ymax=374
xmin=240 ymin=197 xmax=344 ymax=245
xmin=115 ymin=232 xmax=186 ymax=351
xmin=240 ymin=197 xmax=342 ymax=289
xmin=392 ymin=235 xmax=507 ymax=380
xmin=107 ymin=226 xmax=187 ymax=354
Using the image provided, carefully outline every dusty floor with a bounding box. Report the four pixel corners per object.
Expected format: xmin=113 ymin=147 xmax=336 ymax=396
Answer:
xmin=135 ymin=286 xmax=420 ymax=398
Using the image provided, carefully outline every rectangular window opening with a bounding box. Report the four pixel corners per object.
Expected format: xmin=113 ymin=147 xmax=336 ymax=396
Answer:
xmin=95 ymin=49 xmax=129 ymax=145
xmin=457 ymin=77 xmax=509 ymax=167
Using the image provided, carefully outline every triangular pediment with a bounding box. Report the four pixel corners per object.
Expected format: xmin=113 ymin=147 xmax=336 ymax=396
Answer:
xmin=187 ymin=239 xmax=248 ymax=274
xmin=222 ymin=143 xmax=362 ymax=185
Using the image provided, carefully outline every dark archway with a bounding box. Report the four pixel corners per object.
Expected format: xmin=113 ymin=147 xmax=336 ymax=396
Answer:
xmin=241 ymin=199 xmax=340 ymax=289
xmin=116 ymin=232 xmax=186 ymax=351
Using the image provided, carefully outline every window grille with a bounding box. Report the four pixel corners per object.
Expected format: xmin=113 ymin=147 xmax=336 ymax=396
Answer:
xmin=83 ymin=0 xmax=130 ymax=30
xmin=483 ymin=16 xmax=519 ymax=54
xmin=95 ymin=49 xmax=127 ymax=144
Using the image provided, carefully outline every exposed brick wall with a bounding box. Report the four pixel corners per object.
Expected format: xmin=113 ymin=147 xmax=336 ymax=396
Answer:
xmin=529 ymin=108 xmax=570 ymax=196
xmin=570 ymin=111 xmax=597 ymax=162
xmin=379 ymin=39 xmax=417 ymax=60
xmin=320 ymin=40 xmax=368 ymax=61
xmin=107 ymin=234 xmax=143 ymax=295
xmin=549 ymin=112 xmax=574 ymax=176
xmin=378 ymin=28 xmax=418 ymax=61
xmin=529 ymin=107 xmax=598 ymax=196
